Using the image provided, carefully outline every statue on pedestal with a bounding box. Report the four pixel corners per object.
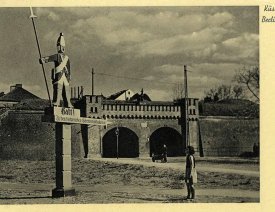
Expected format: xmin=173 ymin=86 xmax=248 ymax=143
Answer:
xmin=39 ymin=32 xmax=72 ymax=108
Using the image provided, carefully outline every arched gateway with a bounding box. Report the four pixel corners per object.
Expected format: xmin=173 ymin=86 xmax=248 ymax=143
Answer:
xmin=102 ymin=127 xmax=139 ymax=158
xmin=150 ymin=127 xmax=184 ymax=157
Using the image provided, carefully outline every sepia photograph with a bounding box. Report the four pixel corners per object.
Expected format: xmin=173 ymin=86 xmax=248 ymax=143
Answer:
xmin=0 ymin=2 xmax=262 ymax=208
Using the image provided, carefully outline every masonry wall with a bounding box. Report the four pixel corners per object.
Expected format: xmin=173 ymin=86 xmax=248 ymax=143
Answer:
xmin=199 ymin=117 xmax=259 ymax=156
xmin=0 ymin=109 xmax=259 ymax=159
xmin=0 ymin=110 xmax=83 ymax=160
xmin=189 ymin=121 xmax=200 ymax=153
xmin=87 ymin=118 xmax=186 ymax=157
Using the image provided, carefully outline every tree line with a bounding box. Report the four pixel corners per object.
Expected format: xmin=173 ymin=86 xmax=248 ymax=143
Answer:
xmin=173 ymin=65 xmax=259 ymax=103
xmin=204 ymin=66 xmax=259 ymax=103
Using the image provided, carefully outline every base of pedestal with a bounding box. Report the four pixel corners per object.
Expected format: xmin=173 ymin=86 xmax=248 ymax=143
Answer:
xmin=52 ymin=187 xmax=76 ymax=198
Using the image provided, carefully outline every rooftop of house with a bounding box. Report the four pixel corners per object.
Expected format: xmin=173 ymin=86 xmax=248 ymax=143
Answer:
xmin=106 ymin=89 xmax=128 ymax=100
xmin=0 ymin=84 xmax=40 ymax=102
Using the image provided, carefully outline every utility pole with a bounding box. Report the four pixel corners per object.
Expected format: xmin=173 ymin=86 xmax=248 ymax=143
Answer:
xmin=92 ymin=68 xmax=94 ymax=95
xmin=184 ymin=65 xmax=189 ymax=147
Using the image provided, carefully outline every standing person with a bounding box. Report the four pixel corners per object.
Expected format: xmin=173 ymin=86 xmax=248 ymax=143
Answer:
xmin=39 ymin=32 xmax=72 ymax=108
xmin=185 ymin=146 xmax=197 ymax=200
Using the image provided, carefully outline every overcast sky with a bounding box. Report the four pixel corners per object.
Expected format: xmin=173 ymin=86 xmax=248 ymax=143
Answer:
xmin=0 ymin=6 xmax=258 ymax=101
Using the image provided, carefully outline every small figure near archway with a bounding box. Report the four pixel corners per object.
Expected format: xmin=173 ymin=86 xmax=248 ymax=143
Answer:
xmin=151 ymin=144 xmax=168 ymax=163
xmin=150 ymin=127 xmax=184 ymax=157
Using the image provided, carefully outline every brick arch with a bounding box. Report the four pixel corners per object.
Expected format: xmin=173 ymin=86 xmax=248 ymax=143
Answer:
xmin=149 ymin=127 xmax=184 ymax=157
xmin=102 ymin=127 xmax=139 ymax=158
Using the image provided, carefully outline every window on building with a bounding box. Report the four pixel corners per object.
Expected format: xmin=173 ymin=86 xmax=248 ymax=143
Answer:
xmin=90 ymin=107 xmax=93 ymax=113
xmin=193 ymin=109 xmax=196 ymax=115
xmin=95 ymin=107 xmax=98 ymax=113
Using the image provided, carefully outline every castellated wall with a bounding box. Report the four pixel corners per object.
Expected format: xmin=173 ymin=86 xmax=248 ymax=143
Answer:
xmin=84 ymin=96 xmax=200 ymax=157
xmin=199 ymin=117 xmax=259 ymax=157
xmin=0 ymin=110 xmax=83 ymax=160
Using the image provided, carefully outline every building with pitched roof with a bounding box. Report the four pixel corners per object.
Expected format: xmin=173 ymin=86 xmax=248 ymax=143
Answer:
xmin=107 ymin=89 xmax=135 ymax=101
xmin=0 ymin=84 xmax=40 ymax=108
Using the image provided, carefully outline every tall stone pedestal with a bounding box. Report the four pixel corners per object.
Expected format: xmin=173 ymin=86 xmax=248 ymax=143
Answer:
xmin=52 ymin=123 xmax=76 ymax=198
xmin=42 ymin=106 xmax=111 ymax=198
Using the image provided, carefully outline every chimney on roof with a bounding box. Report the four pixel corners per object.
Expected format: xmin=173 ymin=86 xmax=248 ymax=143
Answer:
xmin=10 ymin=84 xmax=22 ymax=92
xmin=16 ymin=84 xmax=22 ymax=88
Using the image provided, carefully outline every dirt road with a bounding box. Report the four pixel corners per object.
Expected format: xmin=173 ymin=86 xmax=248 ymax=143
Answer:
xmin=92 ymin=157 xmax=259 ymax=177
xmin=0 ymin=157 xmax=259 ymax=204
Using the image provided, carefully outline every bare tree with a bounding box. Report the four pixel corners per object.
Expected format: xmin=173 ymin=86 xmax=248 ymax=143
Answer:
xmin=234 ymin=66 xmax=259 ymax=101
xmin=217 ymin=84 xmax=232 ymax=100
xmin=204 ymin=84 xmax=232 ymax=102
xmin=232 ymin=85 xmax=244 ymax=99
xmin=203 ymin=87 xmax=217 ymax=101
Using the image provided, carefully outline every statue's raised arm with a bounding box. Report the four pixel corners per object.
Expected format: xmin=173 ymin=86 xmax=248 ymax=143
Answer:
xmin=40 ymin=32 xmax=72 ymax=108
